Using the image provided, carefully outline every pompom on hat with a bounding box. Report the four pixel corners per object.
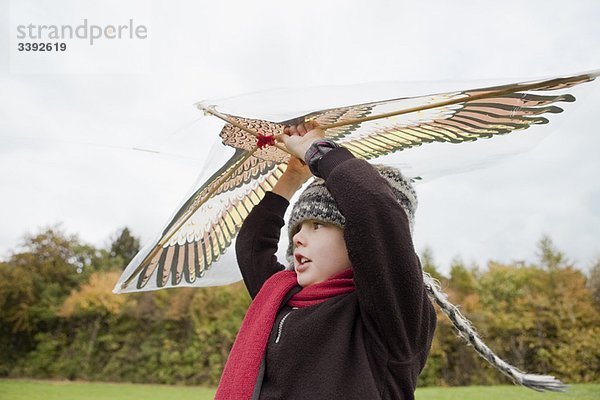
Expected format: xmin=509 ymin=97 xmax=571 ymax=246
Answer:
xmin=285 ymin=164 xmax=418 ymax=266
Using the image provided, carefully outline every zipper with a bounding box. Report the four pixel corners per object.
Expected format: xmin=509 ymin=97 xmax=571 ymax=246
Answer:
xmin=274 ymin=308 xmax=297 ymax=344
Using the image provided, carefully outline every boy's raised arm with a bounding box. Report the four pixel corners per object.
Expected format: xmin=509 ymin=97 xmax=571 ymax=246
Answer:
xmin=279 ymin=122 xmax=435 ymax=360
xmin=319 ymin=148 xmax=436 ymax=361
xmin=235 ymin=158 xmax=310 ymax=298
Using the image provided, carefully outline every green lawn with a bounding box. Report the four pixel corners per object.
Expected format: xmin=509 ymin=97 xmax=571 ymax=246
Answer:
xmin=416 ymin=384 xmax=600 ymax=399
xmin=0 ymin=379 xmax=215 ymax=400
xmin=0 ymin=379 xmax=598 ymax=399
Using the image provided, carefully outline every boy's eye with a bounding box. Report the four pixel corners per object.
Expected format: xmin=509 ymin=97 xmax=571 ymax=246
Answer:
xmin=313 ymin=222 xmax=324 ymax=229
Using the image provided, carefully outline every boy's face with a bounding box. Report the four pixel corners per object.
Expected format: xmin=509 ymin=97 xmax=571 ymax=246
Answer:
xmin=292 ymin=220 xmax=351 ymax=287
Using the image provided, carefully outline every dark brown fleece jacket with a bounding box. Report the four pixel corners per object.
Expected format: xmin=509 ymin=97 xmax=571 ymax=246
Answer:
xmin=235 ymin=148 xmax=436 ymax=400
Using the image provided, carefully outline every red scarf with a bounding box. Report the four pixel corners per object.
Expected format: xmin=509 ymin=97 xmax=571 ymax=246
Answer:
xmin=215 ymin=268 xmax=355 ymax=400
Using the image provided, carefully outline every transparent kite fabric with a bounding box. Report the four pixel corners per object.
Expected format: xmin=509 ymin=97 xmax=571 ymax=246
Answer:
xmin=113 ymin=72 xmax=599 ymax=293
xmin=197 ymin=73 xmax=595 ymax=121
xmin=113 ymin=139 xmax=245 ymax=293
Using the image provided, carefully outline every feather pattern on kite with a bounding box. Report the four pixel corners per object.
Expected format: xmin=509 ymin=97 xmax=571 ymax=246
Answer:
xmin=114 ymin=70 xmax=599 ymax=294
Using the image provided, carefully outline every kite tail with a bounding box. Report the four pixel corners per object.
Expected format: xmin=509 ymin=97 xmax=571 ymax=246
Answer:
xmin=421 ymin=272 xmax=567 ymax=392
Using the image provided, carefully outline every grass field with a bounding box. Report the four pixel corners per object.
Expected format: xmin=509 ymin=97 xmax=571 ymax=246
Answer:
xmin=0 ymin=379 xmax=598 ymax=399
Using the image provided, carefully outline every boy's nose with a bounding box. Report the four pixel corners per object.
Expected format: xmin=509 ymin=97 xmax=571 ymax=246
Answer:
xmin=293 ymin=230 xmax=306 ymax=248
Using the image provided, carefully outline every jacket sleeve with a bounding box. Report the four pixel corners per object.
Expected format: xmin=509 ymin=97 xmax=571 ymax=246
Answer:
xmin=318 ymin=147 xmax=436 ymax=361
xmin=235 ymin=191 xmax=289 ymax=299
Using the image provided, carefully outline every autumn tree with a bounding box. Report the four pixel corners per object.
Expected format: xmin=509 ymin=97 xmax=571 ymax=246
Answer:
xmin=420 ymin=247 xmax=445 ymax=282
xmin=587 ymin=257 xmax=600 ymax=307
xmin=537 ymin=235 xmax=571 ymax=270
xmin=109 ymin=227 xmax=140 ymax=267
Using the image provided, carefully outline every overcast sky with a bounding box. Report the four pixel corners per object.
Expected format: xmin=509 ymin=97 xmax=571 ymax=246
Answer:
xmin=1 ymin=0 xmax=599 ymax=275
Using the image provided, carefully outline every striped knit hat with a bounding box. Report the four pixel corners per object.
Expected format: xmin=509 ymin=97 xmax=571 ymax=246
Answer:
xmin=285 ymin=164 xmax=417 ymax=265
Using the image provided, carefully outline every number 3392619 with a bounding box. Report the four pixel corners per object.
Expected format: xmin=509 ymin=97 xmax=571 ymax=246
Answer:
xmin=18 ymin=42 xmax=67 ymax=51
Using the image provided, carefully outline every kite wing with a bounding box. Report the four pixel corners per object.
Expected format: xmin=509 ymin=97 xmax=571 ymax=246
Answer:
xmin=114 ymin=148 xmax=286 ymax=292
xmin=296 ymin=70 xmax=599 ymax=159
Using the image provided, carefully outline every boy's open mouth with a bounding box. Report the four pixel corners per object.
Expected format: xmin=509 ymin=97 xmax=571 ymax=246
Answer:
xmin=295 ymin=254 xmax=312 ymax=266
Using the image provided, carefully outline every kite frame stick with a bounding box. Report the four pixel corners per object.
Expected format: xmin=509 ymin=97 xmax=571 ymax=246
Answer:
xmin=200 ymin=105 xmax=293 ymax=155
xmin=317 ymin=74 xmax=590 ymax=131
xmin=120 ymin=146 xmax=259 ymax=290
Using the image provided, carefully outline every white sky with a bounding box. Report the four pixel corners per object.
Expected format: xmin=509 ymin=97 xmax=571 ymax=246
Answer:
xmin=1 ymin=0 xmax=599 ymax=275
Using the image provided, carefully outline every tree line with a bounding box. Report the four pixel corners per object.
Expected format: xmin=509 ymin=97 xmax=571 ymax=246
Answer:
xmin=0 ymin=227 xmax=598 ymax=387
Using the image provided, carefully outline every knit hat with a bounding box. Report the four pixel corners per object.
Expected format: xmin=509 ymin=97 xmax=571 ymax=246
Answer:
xmin=285 ymin=164 xmax=418 ymax=267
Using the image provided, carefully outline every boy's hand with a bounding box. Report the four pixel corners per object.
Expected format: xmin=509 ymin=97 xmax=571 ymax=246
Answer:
xmin=272 ymin=156 xmax=311 ymax=201
xmin=271 ymin=121 xmax=326 ymax=200
xmin=279 ymin=121 xmax=325 ymax=160
xmin=283 ymin=156 xmax=312 ymax=183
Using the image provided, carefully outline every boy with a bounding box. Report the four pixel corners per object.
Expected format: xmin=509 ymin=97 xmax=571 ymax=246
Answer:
xmin=215 ymin=121 xmax=436 ymax=400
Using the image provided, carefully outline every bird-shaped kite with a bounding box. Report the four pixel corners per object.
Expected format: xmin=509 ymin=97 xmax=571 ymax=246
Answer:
xmin=113 ymin=69 xmax=599 ymax=391
xmin=114 ymin=69 xmax=598 ymax=294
